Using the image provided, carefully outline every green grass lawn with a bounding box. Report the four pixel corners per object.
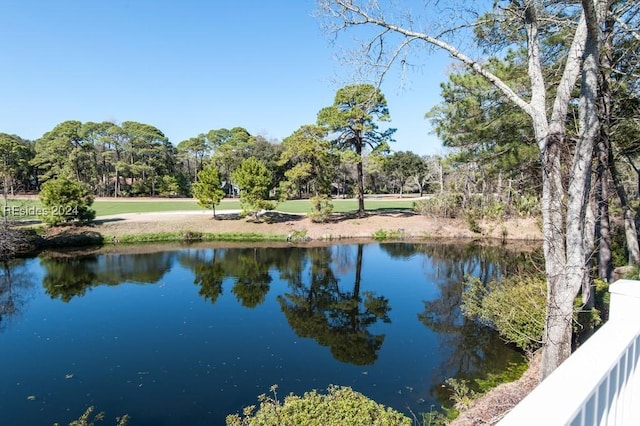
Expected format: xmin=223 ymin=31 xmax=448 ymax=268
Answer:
xmin=93 ymin=200 xmax=206 ymax=216
xmin=5 ymin=197 xmax=416 ymax=217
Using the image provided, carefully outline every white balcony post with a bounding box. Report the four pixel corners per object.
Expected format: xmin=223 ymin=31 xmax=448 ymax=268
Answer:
xmin=499 ymin=279 xmax=640 ymax=426
xmin=609 ymin=279 xmax=640 ymax=322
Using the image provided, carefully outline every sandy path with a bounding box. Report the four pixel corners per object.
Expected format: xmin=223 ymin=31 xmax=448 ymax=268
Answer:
xmin=90 ymin=209 xmax=543 ymax=242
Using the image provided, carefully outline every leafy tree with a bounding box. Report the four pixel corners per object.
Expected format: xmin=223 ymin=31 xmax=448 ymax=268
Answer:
xmin=82 ymin=121 xmax=117 ymax=197
xmin=232 ymin=157 xmax=275 ymax=217
xmin=177 ymin=134 xmax=210 ymax=182
xmin=120 ymin=121 xmax=176 ymax=196
xmin=0 ymin=133 xmax=33 ymax=198
xmin=426 ymin=54 xmax=540 ymax=196
xmin=157 ymin=175 xmax=180 ymax=197
xmin=318 ymin=0 xmax=611 ymax=379
xmin=31 ymin=120 xmax=96 ymax=184
xmin=360 ymin=149 xmax=386 ymax=194
xmin=97 ymin=122 xmax=130 ymax=197
xmin=210 ymin=127 xmax=253 ymax=195
xmin=245 ymin=135 xmax=286 ymax=187
xmin=598 ymin=4 xmax=640 ymax=270
xmin=38 ymin=177 xmax=95 ymax=225
xmin=192 ymin=163 xmax=225 ymax=217
xmin=279 ymin=125 xmax=336 ymax=198
xmin=0 ymin=134 xmax=34 ymax=258
xmin=384 ymin=151 xmax=424 ymax=197
xmin=317 ymin=84 xmax=395 ymax=216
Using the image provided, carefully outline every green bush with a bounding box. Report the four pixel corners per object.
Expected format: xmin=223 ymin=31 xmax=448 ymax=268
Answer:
xmin=232 ymin=158 xmax=275 ymax=217
xmin=574 ymin=279 xmax=610 ymax=333
xmin=39 ymin=177 xmax=95 ymax=225
xmin=511 ymin=194 xmax=540 ymax=217
xmin=413 ymin=193 xmax=462 ymax=218
xmin=54 ymin=406 xmax=129 ymax=426
xmin=372 ymin=228 xmax=404 ymax=240
xmin=307 ymin=195 xmax=333 ymax=223
xmin=461 ymin=275 xmax=547 ymax=354
xmin=464 ymin=210 xmax=482 ymax=234
xmin=482 ymin=200 xmax=505 ymax=219
xmin=226 ymin=385 xmax=411 ymax=426
xmin=130 ymin=180 xmax=151 ymax=196
xmin=158 ymin=175 xmax=181 ymax=197
xmin=463 ymin=273 xmax=611 ymax=355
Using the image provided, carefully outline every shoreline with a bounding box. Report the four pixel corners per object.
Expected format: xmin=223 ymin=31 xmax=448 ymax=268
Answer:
xmin=10 ymin=211 xmax=544 ymax=258
xmin=87 ymin=210 xmax=544 ymax=241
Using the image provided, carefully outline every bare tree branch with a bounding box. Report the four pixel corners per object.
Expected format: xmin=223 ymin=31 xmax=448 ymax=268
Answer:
xmin=320 ymin=0 xmax=534 ymax=114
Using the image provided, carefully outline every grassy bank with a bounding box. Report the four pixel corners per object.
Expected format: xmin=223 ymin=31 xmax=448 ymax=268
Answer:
xmin=5 ymin=197 xmax=416 ymax=217
xmin=95 ymin=198 xmax=416 ymax=215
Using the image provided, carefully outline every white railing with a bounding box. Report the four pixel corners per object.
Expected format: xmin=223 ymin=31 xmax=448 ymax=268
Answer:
xmin=499 ymin=279 xmax=640 ymax=426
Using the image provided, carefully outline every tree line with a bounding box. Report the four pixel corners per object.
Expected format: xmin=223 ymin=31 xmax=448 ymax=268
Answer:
xmin=1 ymin=81 xmax=547 ymax=223
xmin=0 ymin=91 xmax=445 ymax=208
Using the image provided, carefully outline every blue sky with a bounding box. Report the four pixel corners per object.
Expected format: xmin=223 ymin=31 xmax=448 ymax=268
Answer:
xmin=0 ymin=0 xmax=453 ymax=155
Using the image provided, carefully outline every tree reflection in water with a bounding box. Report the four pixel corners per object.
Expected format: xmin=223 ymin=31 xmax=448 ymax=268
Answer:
xmin=33 ymin=242 xmax=536 ymax=381
xmin=229 ymin=249 xmax=272 ymax=308
xmin=178 ymin=249 xmax=226 ymax=305
xmin=40 ymin=252 xmax=175 ymax=302
xmin=278 ymin=244 xmax=391 ymax=365
xmin=409 ymin=243 xmax=539 ymax=406
xmin=180 ymin=247 xmax=277 ymax=308
xmin=0 ymin=260 xmax=36 ymax=331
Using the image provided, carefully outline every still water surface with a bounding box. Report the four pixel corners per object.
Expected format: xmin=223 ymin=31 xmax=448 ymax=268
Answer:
xmin=0 ymin=242 xmax=531 ymax=425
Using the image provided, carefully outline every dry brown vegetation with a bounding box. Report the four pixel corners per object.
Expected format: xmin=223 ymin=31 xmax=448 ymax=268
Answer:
xmin=450 ymin=353 xmax=541 ymax=425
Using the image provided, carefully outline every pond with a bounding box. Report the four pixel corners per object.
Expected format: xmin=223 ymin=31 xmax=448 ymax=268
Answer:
xmin=0 ymin=241 xmax=536 ymax=425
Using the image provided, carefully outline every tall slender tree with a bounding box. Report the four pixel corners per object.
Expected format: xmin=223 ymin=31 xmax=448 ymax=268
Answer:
xmin=192 ymin=163 xmax=225 ymax=218
xmin=318 ymin=84 xmax=395 ymax=216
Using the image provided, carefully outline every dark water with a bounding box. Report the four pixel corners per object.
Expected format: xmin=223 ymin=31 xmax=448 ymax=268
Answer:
xmin=0 ymin=242 xmax=533 ymax=425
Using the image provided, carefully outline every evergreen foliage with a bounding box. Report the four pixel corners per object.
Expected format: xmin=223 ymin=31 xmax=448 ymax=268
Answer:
xmin=461 ymin=275 xmax=547 ymax=354
xmin=318 ymin=84 xmax=395 ymax=216
xmin=226 ymin=385 xmax=411 ymax=426
xmin=38 ymin=177 xmax=95 ymax=225
xmin=232 ymin=157 xmax=275 ymax=217
xmin=192 ymin=164 xmax=225 ymax=217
